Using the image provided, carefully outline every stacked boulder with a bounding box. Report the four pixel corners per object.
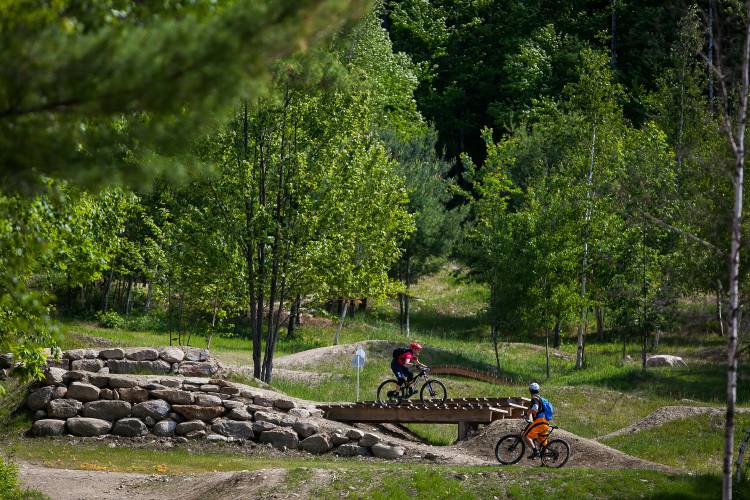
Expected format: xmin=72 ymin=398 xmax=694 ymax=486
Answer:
xmin=26 ymin=368 xmax=405 ymax=460
xmin=45 ymin=347 xmax=219 ymax=377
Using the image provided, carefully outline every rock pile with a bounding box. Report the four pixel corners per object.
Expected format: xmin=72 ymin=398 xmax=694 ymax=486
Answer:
xmin=26 ymin=366 xmax=405 ymax=460
xmin=40 ymin=347 xmax=220 ymax=376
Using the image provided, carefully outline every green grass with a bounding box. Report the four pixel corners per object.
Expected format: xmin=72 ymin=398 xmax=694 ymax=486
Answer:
xmin=602 ymin=413 xmax=750 ymax=473
xmin=312 ymin=467 xmax=739 ymax=500
xmin=2 ymin=437 xmax=740 ymax=499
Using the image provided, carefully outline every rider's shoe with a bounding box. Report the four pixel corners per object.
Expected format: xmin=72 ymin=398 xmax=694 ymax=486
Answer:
xmin=527 ymin=449 xmax=540 ymax=460
xmin=407 ymin=387 xmax=416 ymax=396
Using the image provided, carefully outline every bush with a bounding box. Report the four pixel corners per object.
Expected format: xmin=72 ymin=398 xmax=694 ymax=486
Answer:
xmin=95 ymin=311 xmax=125 ymax=329
xmin=126 ymin=314 xmax=166 ymax=332
xmin=0 ymin=457 xmax=45 ymax=499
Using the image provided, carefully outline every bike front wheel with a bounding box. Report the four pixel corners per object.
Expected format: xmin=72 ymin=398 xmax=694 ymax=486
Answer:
xmin=376 ymin=380 xmax=402 ymax=404
xmin=419 ymin=379 xmax=447 ymax=404
xmin=541 ymin=439 xmax=570 ymax=468
xmin=495 ymin=434 xmax=525 ymax=465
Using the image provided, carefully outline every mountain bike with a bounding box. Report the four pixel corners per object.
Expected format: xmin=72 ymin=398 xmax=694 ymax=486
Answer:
xmin=494 ymin=423 xmax=570 ymax=468
xmin=376 ymin=367 xmax=447 ymax=404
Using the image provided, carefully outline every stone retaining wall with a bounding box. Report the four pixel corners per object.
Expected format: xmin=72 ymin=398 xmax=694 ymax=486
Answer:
xmin=25 ymin=366 xmax=405 ymax=460
xmin=43 ymin=347 xmax=220 ymax=377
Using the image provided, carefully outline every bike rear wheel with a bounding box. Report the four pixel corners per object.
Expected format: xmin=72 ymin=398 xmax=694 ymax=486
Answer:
xmin=420 ymin=380 xmax=447 ymax=403
xmin=541 ymin=439 xmax=570 ymax=468
xmin=376 ymin=380 xmax=402 ymax=404
xmin=495 ymin=434 xmax=525 ymax=465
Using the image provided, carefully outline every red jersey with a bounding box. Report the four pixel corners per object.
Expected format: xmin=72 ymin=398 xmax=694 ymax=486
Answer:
xmin=396 ymin=351 xmax=415 ymax=366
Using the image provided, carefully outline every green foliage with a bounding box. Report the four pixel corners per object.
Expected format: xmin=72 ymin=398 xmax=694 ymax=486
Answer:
xmin=0 ymin=456 xmax=45 ymax=500
xmin=95 ymin=311 xmax=126 ymax=329
xmin=0 ymin=0 xmax=368 ymax=189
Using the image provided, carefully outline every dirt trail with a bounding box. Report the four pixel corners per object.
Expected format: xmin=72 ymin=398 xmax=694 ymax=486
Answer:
xmin=598 ymin=406 xmax=750 ymax=441
xmin=19 ymin=462 xmax=301 ymax=500
xmin=457 ymin=420 xmax=676 ymax=472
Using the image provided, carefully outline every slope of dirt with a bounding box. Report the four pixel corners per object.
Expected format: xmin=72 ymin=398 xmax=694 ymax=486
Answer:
xmin=598 ymin=406 xmax=750 ymax=441
xmin=456 ymin=419 xmax=676 ymax=472
xmin=274 ymin=340 xmax=397 ymax=369
xmin=19 ymin=462 xmax=308 ymax=500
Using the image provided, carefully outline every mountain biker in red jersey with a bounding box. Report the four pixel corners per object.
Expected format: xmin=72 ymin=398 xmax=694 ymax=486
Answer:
xmin=391 ymin=342 xmax=427 ymax=395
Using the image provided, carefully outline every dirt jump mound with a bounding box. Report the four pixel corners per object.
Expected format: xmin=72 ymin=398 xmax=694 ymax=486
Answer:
xmin=456 ymin=419 xmax=674 ymax=471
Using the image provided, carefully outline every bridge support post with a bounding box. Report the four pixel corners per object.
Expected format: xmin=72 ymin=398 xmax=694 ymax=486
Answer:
xmin=457 ymin=422 xmax=479 ymax=441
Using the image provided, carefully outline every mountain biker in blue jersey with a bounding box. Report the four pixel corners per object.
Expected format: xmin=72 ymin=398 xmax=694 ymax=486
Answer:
xmin=524 ymin=382 xmax=553 ymax=459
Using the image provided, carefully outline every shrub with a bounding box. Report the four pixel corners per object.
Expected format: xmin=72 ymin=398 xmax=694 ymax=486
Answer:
xmin=95 ymin=311 xmax=125 ymax=329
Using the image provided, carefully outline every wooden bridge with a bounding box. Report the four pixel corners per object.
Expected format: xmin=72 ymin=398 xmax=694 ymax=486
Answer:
xmin=318 ymin=397 xmax=530 ymax=440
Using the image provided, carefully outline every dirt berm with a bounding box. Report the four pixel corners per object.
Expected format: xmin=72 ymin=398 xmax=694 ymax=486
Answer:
xmin=456 ymin=419 xmax=676 ymax=472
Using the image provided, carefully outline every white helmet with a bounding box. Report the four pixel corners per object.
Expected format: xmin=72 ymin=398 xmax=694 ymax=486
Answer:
xmin=529 ymin=382 xmax=540 ymax=393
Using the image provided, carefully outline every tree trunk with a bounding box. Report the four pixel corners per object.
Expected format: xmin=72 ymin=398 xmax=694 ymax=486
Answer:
xmin=333 ymin=300 xmax=348 ymax=345
xmin=553 ymin=320 xmax=561 ymax=349
xmin=287 ymin=294 xmax=300 ymax=339
xmin=102 ymin=268 xmax=115 ymax=312
xmin=125 ymin=278 xmax=134 ymax=316
xmin=610 ymin=0 xmax=617 ymax=70
xmin=359 ymin=298 xmax=367 ymax=313
xmin=398 ymin=292 xmax=405 ymax=335
xmin=492 ymin=323 xmax=501 ymax=375
xmin=577 ymin=124 xmax=596 ymax=369
xmin=545 ymin=326 xmax=551 ymax=380
xmin=708 ymin=0 xmax=715 ymax=102
xmin=144 ymin=280 xmax=152 ymax=313
xmin=720 ymin=5 xmax=750 ymax=496
xmin=718 ymin=279 xmax=726 ymax=337
xmin=405 ymin=255 xmax=411 ymax=337
xmin=595 ymin=307 xmax=604 ymax=340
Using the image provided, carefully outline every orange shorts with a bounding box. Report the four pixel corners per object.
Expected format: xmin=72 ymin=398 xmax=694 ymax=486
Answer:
xmin=523 ymin=417 xmax=550 ymax=444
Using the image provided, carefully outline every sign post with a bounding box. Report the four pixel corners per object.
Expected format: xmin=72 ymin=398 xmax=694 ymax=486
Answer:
xmin=351 ymin=346 xmax=366 ymax=401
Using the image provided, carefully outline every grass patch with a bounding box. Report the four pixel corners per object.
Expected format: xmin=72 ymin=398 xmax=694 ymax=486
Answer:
xmin=311 ymin=466 xmax=739 ymax=500
xmin=602 ymin=413 xmax=750 ymax=473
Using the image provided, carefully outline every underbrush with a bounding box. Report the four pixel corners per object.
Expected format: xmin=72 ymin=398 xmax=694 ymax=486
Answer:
xmin=0 ymin=457 xmax=46 ymax=499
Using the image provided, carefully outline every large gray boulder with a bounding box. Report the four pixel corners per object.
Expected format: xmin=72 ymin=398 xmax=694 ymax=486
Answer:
xmin=159 ymin=347 xmax=185 ymax=364
xmin=335 ymin=443 xmax=369 ymax=457
xmin=47 ymin=399 xmax=83 ymax=419
xmin=27 ymin=386 xmax=56 ymax=411
xmin=112 ymin=418 xmax=148 ymax=437
xmin=99 ymin=348 xmax=125 ymax=360
xmin=44 ymin=367 xmax=67 ymax=386
xmin=273 ymin=399 xmax=296 ymax=411
xmin=66 ymin=382 xmax=100 ymax=402
xmin=82 ymin=400 xmax=132 ymax=421
xmin=88 ymin=374 xmax=111 ymax=388
xmin=31 ymin=419 xmax=66 ymax=437
xmin=346 ymin=429 xmax=364 ymax=440
xmin=646 ymin=355 xmax=687 ymax=367
xmin=116 ymin=387 xmax=149 ymax=403
xmin=293 ymin=422 xmax=319 ymax=439
xmin=124 ymin=348 xmax=159 ymax=361
xmin=132 ymin=399 xmax=171 ymax=420
xmin=108 ymin=377 xmax=139 ymax=388
xmin=149 ymin=389 xmax=194 ymax=405
xmin=358 ymin=433 xmax=380 ymax=447
xmin=212 ymin=419 xmax=254 ymax=440
xmin=107 ymin=359 xmax=170 ymax=374
xmin=52 ymin=386 xmax=68 ymax=399
xmin=330 ymin=433 xmax=349 ymax=446
xmin=176 ymin=420 xmax=206 ymax=436
xmin=65 ymin=349 xmax=98 ymax=361
xmin=253 ymin=411 xmax=282 ymax=426
xmin=179 ymin=361 xmax=214 ymax=377
xmin=66 ymin=417 xmax=112 ymax=437
xmin=371 ymin=443 xmax=405 ymax=459
xmin=259 ymin=428 xmax=298 ymax=450
xmin=71 ymin=359 xmax=105 ymax=372
xmin=252 ymin=421 xmax=277 ymax=433
xmin=226 ymin=408 xmax=253 ymax=421
xmin=171 ymin=405 xmax=225 ymax=421
xmin=184 ymin=348 xmax=209 ymax=362
xmin=194 ymin=394 xmax=223 ymax=407
xmin=153 ymin=419 xmax=178 ymax=436
xmin=299 ymin=434 xmax=332 ymax=454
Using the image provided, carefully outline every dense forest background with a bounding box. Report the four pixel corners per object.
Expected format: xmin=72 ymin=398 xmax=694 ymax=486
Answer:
xmin=1 ymin=0 xmax=747 ymax=388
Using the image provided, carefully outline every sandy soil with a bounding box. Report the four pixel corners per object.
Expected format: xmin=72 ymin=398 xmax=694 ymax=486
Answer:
xmin=457 ymin=419 xmax=676 ymax=472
